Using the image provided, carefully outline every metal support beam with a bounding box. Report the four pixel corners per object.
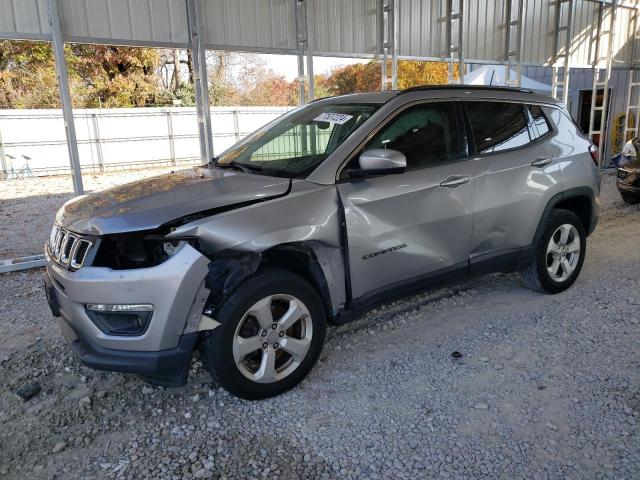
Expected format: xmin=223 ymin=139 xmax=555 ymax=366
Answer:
xmin=296 ymin=0 xmax=305 ymax=105
xmin=377 ymin=0 xmax=384 ymax=88
xmin=588 ymin=0 xmax=617 ymax=167
xmin=446 ymin=0 xmax=464 ymax=84
xmin=551 ymin=0 xmax=574 ymax=105
xmin=187 ymin=0 xmax=214 ymax=162
xmin=505 ymin=0 xmax=525 ymax=87
xmin=392 ymin=0 xmax=399 ymax=89
xmin=0 ymin=125 xmax=7 ymax=180
xmin=167 ymin=110 xmax=177 ymax=165
xmin=295 ymin=0 xmax=313 ymax=105
xmin=623 ymin=0 xmax=640 ymax=144
xmin=91 ymin=113 xmax=104 ymax=171
xmin=306 ymin=1 xmax=315 ymax=101
xmin=380 ymin=0 xmax=396 ymax=90
xmin=296 ymin=54 xmax=305 ymax=105
xmin=47 ymin=0 xmax=84 ymax=195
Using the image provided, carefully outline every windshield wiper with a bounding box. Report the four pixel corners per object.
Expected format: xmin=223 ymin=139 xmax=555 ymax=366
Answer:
xmin=213 ymin=159 xmax=247 ymax=173
xmin=213 ymin=158 xmax=274 ymax=175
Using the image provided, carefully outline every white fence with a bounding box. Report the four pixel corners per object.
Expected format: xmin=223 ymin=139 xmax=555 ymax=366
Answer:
xmin=0 ymin=106 xmax=291 ymax=177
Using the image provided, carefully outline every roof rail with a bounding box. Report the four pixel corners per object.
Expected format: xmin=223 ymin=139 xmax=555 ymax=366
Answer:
xmin=398 ymin=84 xmax=535 ymax=95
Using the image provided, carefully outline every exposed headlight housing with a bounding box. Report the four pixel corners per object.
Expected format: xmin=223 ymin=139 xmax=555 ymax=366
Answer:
xmin=91 ymin=229 xmax=195 ymax=270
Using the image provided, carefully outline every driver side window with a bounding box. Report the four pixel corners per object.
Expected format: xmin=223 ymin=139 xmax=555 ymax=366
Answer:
xmin=364 ymin=102 xmax=459 ymax=170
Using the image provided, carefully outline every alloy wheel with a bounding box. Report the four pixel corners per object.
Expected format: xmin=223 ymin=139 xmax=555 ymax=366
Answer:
xmin=232 ymin=294 xmax=313 ymax=383
xmin=546 ymin=223 xmax=581 ymax=283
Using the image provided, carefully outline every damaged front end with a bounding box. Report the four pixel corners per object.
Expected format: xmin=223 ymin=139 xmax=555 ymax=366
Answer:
xmin=47 ymin=176 xmax=347 ymax=388
xmin=84 ymin=225 xmax=264 ymax=313
xmin=90 ymin=228 xmax=197 ymax=270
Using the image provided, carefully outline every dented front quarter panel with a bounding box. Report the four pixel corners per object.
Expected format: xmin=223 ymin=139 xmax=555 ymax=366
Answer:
xmin=168 ymin=180 xmax=347 ymax=313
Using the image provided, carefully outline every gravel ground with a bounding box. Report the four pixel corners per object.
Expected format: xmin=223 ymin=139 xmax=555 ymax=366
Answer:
xmin=0 ymin=173 xmax=638 ymax=479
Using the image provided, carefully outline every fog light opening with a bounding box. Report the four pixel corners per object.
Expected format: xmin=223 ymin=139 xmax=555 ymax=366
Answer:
xmin=85 ymin=304 xmax=153 ymax=336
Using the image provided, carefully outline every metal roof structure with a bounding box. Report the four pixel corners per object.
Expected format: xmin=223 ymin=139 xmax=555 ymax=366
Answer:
xmin=1 ymin=0 xmax=640 ymax=193
xmin=2 ymin=0 xmax=638 ymax=67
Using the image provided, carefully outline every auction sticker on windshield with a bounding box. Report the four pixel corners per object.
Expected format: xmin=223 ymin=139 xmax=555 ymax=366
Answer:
xmin=314 ymin=112 xmax=354 ymax=125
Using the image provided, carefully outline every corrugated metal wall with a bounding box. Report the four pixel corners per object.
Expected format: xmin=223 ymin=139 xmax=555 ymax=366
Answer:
xmin=0 ymin=0 xmax=50 ymax=40
xmin=202 ymin=0 xmax=297 ymax=53
xmin=0 ymin=0 xmax=637 ymax=66
xmin=395 ymin=0 xmax=630 ymax=67
xmin=59 ymin=0 xmax=189 ymax=46
xmin=396 ymin=0 xmax=446 ymax=60
xmin=311 ymin=0 xmax=379 ymax=56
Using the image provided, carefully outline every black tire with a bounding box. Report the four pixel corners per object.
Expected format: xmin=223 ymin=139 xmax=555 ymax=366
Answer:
xmin=620 ymin=192 xmax=640 ymax=205
xmin=201 ymin=268 xmax=326 ymax=400
xmin=521 ymin=209 xmax=586 ymax=294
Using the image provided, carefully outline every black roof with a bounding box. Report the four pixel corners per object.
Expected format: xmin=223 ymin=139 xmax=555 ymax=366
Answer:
xmin=398 ymin=84 xmax=535 ymax=95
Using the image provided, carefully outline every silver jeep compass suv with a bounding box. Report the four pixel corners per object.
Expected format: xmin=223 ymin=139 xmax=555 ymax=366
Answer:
xmin=44 ymin=86 xmax=600 ymax=399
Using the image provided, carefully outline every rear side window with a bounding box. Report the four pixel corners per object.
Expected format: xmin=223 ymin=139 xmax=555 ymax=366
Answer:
xmin=466 ymin=102 xmax=531 ymax=154
xmin=527 ymin=104 xmax=551 ymax=139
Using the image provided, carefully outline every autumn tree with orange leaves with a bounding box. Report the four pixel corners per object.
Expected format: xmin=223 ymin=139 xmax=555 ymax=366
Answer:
xmin=0 ymin=40 xmax=456 ymax=108
xmin=323 ymin=60 xmax=457 ymax=95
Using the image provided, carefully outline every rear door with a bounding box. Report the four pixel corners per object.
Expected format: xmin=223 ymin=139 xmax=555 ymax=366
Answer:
xmin=337 ymin=101 xmax=476 ymax=301
xmin=463 ymin=101 xmax=563 ymax=267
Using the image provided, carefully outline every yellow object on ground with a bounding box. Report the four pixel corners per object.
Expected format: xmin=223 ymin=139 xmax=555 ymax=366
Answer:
xmin=612 ymin=112 xmax=635 ymax=155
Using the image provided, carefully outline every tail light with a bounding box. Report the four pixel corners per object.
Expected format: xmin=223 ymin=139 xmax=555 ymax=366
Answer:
xmin=588 ymin=144 xmax=599 ymax=166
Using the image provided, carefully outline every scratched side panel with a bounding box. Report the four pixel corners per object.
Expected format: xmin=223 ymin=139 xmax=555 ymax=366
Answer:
xmin=470 ymin=132 xmax=564 ymax=257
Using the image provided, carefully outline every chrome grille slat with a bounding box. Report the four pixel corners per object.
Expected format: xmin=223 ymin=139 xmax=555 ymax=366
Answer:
xmin=52 ymin=227 xmax=62 ymax=255
xmin=60 ymin=234 xmax=77 ymax=265
xmin=70 ymin=239 xmax=92 ymax=269
xmin=54 ymin=231 xmax=67 ymax=259
xmin=49 ymin=224 xmax=59 ymax=248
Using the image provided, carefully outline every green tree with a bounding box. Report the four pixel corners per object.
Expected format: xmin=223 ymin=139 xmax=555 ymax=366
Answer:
xmin=0 ymin=40 xmax=59 ymax=108
xmin=0 ymin=40 xmax=170 ymax=108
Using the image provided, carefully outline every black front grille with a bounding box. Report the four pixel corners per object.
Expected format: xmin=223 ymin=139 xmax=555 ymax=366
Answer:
xmin=63 ymin=236 xmax=75 ymax=259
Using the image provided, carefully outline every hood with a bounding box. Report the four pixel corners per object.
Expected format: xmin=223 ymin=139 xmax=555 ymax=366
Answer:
xmin=56 ymin=167 xmax=291 ymax=235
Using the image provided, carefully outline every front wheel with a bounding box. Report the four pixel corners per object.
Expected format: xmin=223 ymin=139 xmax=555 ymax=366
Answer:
xmin=521 ymin=209 xmax=586 ymax=294
xmin=201 ymin=268 xmax=326 ymax=400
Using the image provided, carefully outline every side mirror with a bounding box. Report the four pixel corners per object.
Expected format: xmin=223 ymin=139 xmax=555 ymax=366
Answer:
xmin=356 ymin=149 xmax=406 ymax=176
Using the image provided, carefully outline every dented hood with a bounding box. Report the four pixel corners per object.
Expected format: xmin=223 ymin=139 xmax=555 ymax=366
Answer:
xmin=56 ymin=167 xmax=291 ymax=235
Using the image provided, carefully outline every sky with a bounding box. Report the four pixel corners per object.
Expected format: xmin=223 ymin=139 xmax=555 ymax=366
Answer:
xmin=262 ymin=54 xmax=369 ymax=80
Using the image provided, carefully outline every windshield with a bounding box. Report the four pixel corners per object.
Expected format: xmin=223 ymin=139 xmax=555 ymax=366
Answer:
xmin=215 ymin=102 xmax=379 ymax=177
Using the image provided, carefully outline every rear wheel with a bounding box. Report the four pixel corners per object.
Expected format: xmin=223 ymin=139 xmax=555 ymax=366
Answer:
xmin=201 ymin=268 xmax=326 ymax=400
xmin=521 ymin=209 xmax=586 ymax=294
xmin=620 ymin=192 xmax=640 ymax=205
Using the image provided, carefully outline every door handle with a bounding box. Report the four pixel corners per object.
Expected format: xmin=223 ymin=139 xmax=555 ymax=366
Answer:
xmin=440 ymin=175 xmax=471 ymax=188
xmin=531 ymin=157 xmax=552 ymax=168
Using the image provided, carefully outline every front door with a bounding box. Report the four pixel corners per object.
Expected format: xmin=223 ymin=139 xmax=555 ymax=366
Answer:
xmin=337 ymin=101 xmax=476 ymax=301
